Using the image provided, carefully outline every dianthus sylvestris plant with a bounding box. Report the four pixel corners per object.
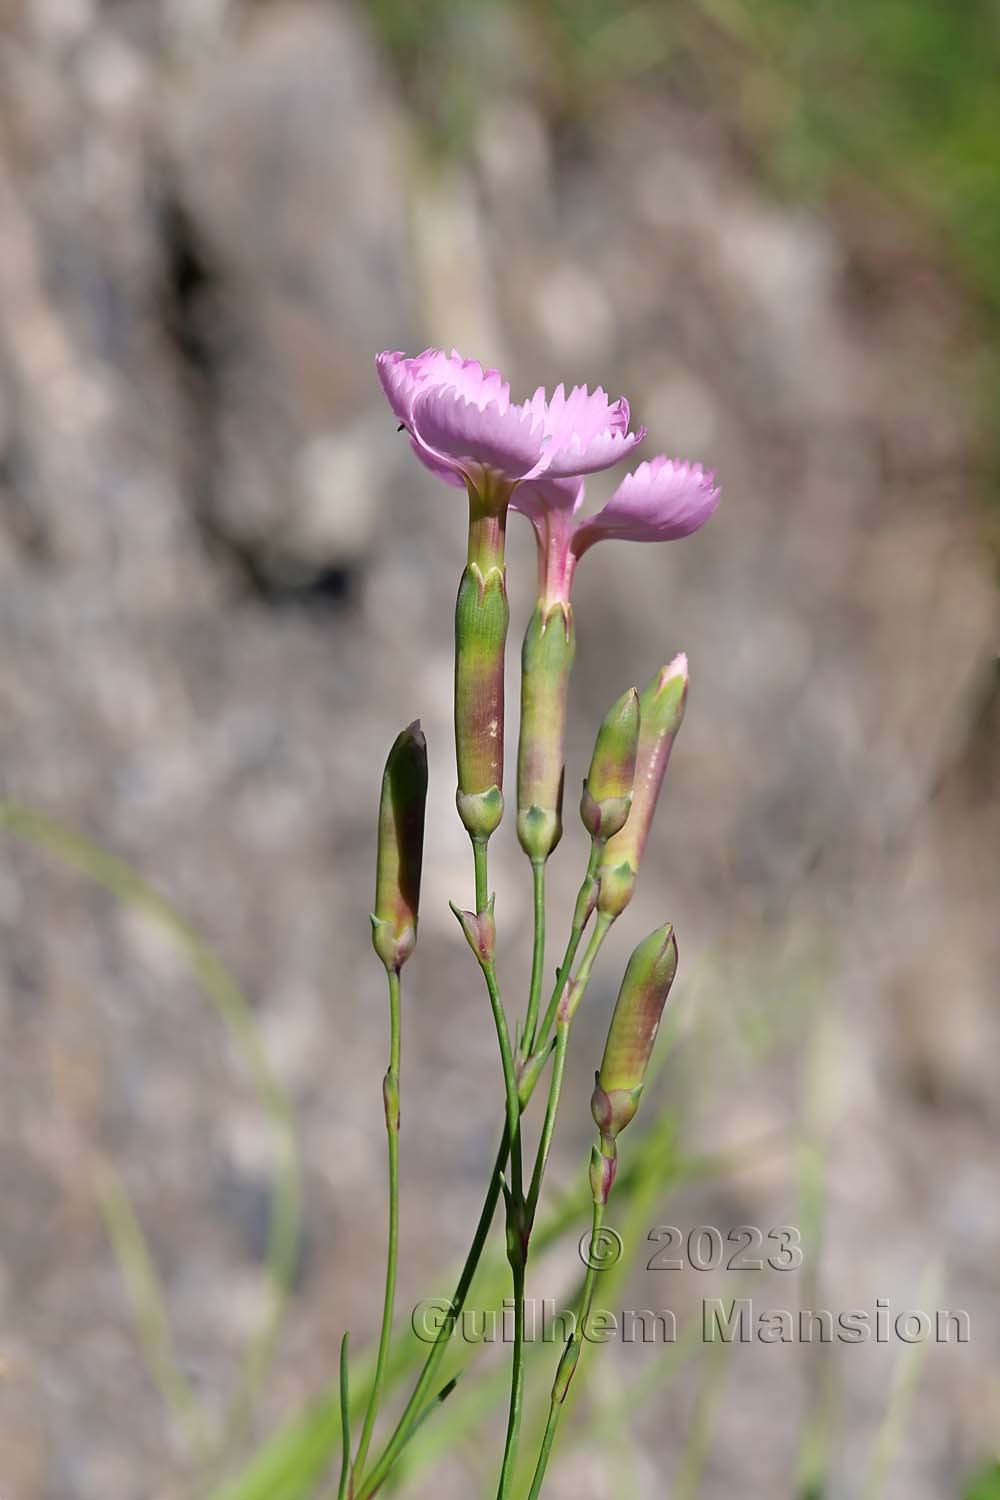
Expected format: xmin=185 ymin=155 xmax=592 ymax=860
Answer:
xmin=338 ymin=349 xmax=719 ymax=1500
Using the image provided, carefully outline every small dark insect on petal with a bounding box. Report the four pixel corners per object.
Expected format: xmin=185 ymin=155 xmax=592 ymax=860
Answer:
xmin=397 ymin=423 xmax=407 ymax=433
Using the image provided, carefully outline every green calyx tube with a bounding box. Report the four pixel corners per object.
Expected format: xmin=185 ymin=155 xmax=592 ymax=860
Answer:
xmin=455 ymin=480 xmax=510 ymax=843
xmin=516 ymin=599 xmax=576 ymax=862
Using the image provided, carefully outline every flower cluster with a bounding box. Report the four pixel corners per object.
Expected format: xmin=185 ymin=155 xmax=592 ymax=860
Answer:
xmin=376 ymin=347 xmax=719 ymax=603
xmin=350 ymin=347 xmax=720 ymax=1500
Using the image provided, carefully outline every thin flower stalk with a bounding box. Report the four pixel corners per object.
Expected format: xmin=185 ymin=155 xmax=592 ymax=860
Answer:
xmin=525 ymin=1197 xmax=607 ymax=1500
xmin=529 ymin=677 xmax=641 ymax=1057
xmin=525 ymin=914 xmax=612 ymax=1232
xmin=355 ymin=846 xmax=613 ymax=1500
xmin=527 ymin=924 xmax=679 ymax=1496
xmin=450 ymin=897 xmax=526 ymax=1500
xmin=357 ymin=724 xmax=427 ymax=1480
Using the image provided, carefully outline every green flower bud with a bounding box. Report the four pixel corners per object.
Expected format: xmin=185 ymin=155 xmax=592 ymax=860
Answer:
xmin=580 ymin=686 xmax=639 ymax=841
xmin=592 ymin=923 xmax=677 ymax=1139
xmin=516 ymin=600 xmax=575 ymax=862
xmin=371 ymin=721 xmax=428 ymax=973
xmin=454 ymin=502 xmax=509 ymax=842
xmin=597 ymin=654 xmax=688 ymax=918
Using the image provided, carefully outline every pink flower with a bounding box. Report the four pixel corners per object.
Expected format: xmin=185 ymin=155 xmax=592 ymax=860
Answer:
xmin=514 ymin=456 xmax=720 ymax=606
xmin=375 ymin=348 xmax=645 ymax=499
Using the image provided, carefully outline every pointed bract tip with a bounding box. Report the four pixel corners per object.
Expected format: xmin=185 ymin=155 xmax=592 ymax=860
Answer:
xmin=656 ymin=921 xmax=678 ymax=968
xmin=660 ymin=652 xmax=688 ymax=687
xmin=449 ymin=896 xmax=496 ymax=965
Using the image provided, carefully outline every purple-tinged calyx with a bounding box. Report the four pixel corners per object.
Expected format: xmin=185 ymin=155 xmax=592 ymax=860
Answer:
xmin=516 ymin=597 xmax=575 ymax=863
xmin=371 ymin=722 xmax=428 ymax=973
xmin=454 ymin=492 xmax=508 ymax=843
xmin=597 ymin=655 xmax=688 ymax=919
xmin=581 ymin=686 xmax=640 ymax=842
xmin=591 ymin=923 xmax=678 ymax=1142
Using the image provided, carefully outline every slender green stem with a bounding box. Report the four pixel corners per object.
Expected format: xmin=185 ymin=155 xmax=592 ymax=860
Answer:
xmin=535 ymin=841 xmax=602 ymax=1047
xmin=525 ymin=1022 xmax=569 ymax=1230
xmin=357 ymin=850 xmax=610 ymax=1500
xmin=468 ymin=841 xmax=525 ymax=1500
xmin=526 ymin=912 xmax=613 ymax=1232
xmin=528 ymin=1386 xmax=560 ymax=1495
xmin=481 ymin=959 xmax=523 ymax=1200
xmin=474 ymin=838 xmax=489 ymax=913
xmin=523 ymin=858 xmax=547 ymax=1055
xmin=526 ymin=1201 xmax=606 ymax=1500
xmin=337 ymin=1333 xmax=352 ymax=1500
xmin=496 ymin=1256 xmax=526 ymax=1500
xmin=353 ymin=969 xmax=402 ymax=1477
xmin=355 ymin=1131 xmax=509 ymax=1499
xmin=498 ymin=899 xmax=613 ymax=1496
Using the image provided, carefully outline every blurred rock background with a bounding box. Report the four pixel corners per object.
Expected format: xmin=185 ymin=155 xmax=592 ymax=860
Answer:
xmin=0 ymin=1 xmax=997 ymax=1497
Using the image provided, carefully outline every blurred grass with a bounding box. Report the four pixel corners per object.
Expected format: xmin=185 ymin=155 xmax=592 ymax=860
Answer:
xmin=0 ymin=803 xmax=303 ymax=1488
xmin=966 ymin=1464 xmax=1000 ymax=1500
xmin=862 ymin=1263 xmax=947 ymax=1500
xmin=364 ymin=0 xmax=1000 ymax=311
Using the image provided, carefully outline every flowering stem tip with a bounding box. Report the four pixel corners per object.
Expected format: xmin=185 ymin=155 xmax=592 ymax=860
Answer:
xmin=366 ymin=346 xmax=722 ymax=1500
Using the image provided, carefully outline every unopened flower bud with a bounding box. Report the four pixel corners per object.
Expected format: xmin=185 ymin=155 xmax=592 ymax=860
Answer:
xmin=580 ymin=686 xmax=639 ymax=841
xmin=371 ymin=721 xmax=428 ymax=973
xmin=591 ymin=923 xmax=677 ymax=1139
xmin=597 ymin=655 xmax=688 ymax=918
xmin=517 ymin=600 xmax=575 ymax=862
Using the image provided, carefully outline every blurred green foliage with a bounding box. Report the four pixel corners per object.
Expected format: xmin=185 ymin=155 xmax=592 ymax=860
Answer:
xmin=966 ymin=1465 xmax=1000 ymax=1500
xmin=362 ymin=0 xmax=1000 ymax=316
xmin=360 ymin=0 xmax=1000 ymax=514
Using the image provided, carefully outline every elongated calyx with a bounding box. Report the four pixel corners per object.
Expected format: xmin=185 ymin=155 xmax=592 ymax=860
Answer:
xmin=455 ymin=501 xmax=508 ymax=842
xmin=371 ymin=722 xmax=428 ymax=972
xmin=580 ymin=686 xmax=639 ymax=841
xmin=517 ymin=599 xmax=575 ymax=862
xmin=591 ymin=923 xmax=678 ymax=1141
xmin=597 ymin=654 xmax=688 ymax=918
